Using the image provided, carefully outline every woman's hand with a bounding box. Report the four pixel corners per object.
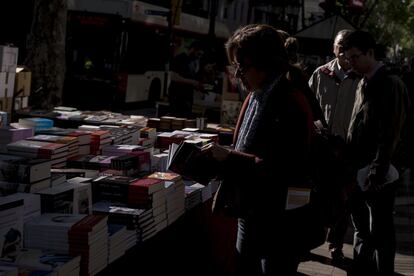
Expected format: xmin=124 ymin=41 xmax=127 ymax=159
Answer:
xmin=210 ymin=143 xmax=231 ymax=163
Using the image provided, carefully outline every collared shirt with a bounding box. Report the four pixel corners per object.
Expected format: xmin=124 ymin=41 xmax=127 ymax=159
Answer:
xmin=334 ymin=61 xmax=346 ymax=81
xmin=309 ymin=58 xmax=361 ymax=139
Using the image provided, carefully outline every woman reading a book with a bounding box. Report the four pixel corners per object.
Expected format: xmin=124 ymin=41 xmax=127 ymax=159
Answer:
xmin=208 ymin=24 xmax=327 ymax=275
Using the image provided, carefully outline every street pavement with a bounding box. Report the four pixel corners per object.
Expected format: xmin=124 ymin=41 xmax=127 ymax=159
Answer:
xmin=297 ymin=169 xmax=414 ymax=275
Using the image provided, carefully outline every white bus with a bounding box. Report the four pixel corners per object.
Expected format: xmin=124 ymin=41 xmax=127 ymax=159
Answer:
xmin=63 ymin=0 xmax=230 ymax=110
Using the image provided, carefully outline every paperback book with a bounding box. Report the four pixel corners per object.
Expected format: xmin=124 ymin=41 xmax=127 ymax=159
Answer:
xmin=167 ymin=141 xmax=218 ymax=185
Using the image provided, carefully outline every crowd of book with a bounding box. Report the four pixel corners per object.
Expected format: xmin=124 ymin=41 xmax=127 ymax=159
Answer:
xmin=0 ymin=45 xmax=236 ymax=275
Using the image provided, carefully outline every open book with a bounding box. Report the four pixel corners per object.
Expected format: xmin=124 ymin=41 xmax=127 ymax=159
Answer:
xmin=167 ymin=141 xmax=217 ymax=185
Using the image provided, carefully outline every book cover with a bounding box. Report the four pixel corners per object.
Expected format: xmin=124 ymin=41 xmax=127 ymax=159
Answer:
xmin=0 ymin=154 xmax=51 ymax=183
xmin=37 ymin=128 xmax=91 ymax=145
xmin=168 ymin=141 xmax=218 ymax=185
xmin=36 ymin=182 xmax=74 ymax=214
xmin=27 ymin=134 xmax=78 ymax=145
xmin=51 ymin=168 xmax=98 ymax=179
xmin=68 ymin=214 xmax=107 ymax=234
xmin=128 ymin=178 xmax=164 ymax=195
xmin=6 ymin=140 xmax=67 ymax=155
xmin=71 ymin=181 xmax=92 ymax=215
xmin=147 ymin=172 xmax=182 ymax=182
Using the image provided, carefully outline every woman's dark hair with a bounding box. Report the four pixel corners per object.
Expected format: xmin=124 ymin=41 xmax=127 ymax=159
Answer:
xmin=225 ymin=24 xmax=289 ymax=75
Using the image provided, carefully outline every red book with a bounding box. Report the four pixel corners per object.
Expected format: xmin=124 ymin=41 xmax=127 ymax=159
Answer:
xmin=147 ymin=172 xmax=182 ymax=182
xmin=68 ymin=214 xmax=107 ymax=234
xmin=128 ymin=178 xmax=164 ymax=195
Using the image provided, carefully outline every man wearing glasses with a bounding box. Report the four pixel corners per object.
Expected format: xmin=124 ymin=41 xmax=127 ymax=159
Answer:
xmin=309 ymin=30 xmax=361 ymax=263
xmin=343 ymin=30 xmax=409 ymax=276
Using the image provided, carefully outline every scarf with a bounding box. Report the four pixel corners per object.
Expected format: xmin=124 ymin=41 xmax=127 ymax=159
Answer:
xmin=235 ymin=76 xmax=281 ymax=152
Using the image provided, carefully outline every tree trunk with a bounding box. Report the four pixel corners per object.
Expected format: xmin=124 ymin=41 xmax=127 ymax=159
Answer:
xmin=25 ymin=0 xmax=67 ymax=110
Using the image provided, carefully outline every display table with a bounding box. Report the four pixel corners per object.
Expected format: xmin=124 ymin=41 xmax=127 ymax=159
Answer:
xmin=98 ymin=198 xmax=237 ymax=276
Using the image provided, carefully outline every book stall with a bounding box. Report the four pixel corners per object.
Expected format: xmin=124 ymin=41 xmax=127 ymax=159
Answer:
xmin=0 ymin=45 xmax=238 ymax=276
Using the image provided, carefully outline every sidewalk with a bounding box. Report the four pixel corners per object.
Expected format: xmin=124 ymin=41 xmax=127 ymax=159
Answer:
xmin=297 ymin=169 xmax=414 ymax=275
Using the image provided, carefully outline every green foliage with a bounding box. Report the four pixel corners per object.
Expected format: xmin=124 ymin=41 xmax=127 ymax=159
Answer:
xmin=364 ymin=0 xmax=414 ymax=58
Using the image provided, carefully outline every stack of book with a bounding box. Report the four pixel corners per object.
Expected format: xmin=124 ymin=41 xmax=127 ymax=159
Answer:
xmin=156 ymin=132 xmax=187 ymax=150
xmin=37 ymin=178 xmax=93 ymax=215
xmin=37 ymin=128 xmax=91 ymax=155
xmin=196 ymin=117 xmax=207 ymax=130
xmin=27 ymin=134 xmax=79 ymax=159
xmin=68 ymin=215 xmax=108 ymax=276
xmin=101 ymin=145 xmax=145 ymax=157
xmin=24 ymin=213 xmax=87 ymax=254
xmin=127 ymin=151 xmax=151 ymax=175
xmin=0 ymin=154 xmax=51 ymax=193
xmin=51 ymin=168 xmax=99 ymax=180
xmin=171 ymin=117 xmax=186 ymax=130
xmin=107 ymin=224 xmax=128 ymax=264
xmin=92 ymin=202 xmax=152 ymax=246
xmin=50 ymin=173 xmax=67 ymax=187
xmin=0 ymin=196 xmax=24 ymax=259
xmin=17 ymin=118 xmax=53 ymax=132
xmin=146 ymin=117 xmax=160 ymax=129
xmin=100 ymin=125 xmax=139 ymax=145
xmin=121 ymin=115 xmax=144 ymax=126
xmin=184 ymin=181 xmax=203 ymax=210
xmin=0 ymin=127 xmax=33 ymax=152
xmin=0 ymin=248 xmax=81 ymax=276
xmin=88 ymin=130 xmax=111 ymax=155
xmin=159 ymin=116 xmax=175 ymax=130
xmin=67 ymin=155 xmax=115 ymax=171
xmin=6 ymin=139 xmax=68 ymax=168
xmin=2 ymin=193 xmax=41 ymax=224
xmin=128 ymin=178 xmax=167 ymax=239
xmin=119 ymin=115 xmax=147 ymax=127
xmin=108 ymin=155 xmax=139 ymax=176
xmin=184 ymin=119 xmax=197 ymax=128
xmin=191 ymin=182 xmax=213 ymax=203
xmin=92 ymin=176 xmax=139 ymax=205
xmin=67 ymin=177 xmax=93 ymax=215
xmin=139 ymin=127 xmax=157 ymax=144
xmin=36 ymin=182 xmax=75 ymax=214
xmin=83 ymin=115 xmax=108 ymax=123
xmin=147 ymin=172 xmax=185 ymax=225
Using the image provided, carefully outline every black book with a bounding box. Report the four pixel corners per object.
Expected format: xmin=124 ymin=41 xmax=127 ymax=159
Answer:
xmin=168 ymin=141 xmax=218 ymax=185
xmin=0 ymin=154 xmax=51 ymax=183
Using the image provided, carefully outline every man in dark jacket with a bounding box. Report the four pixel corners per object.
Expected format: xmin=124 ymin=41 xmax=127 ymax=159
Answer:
xmin=343 ymin=30 xmax=410 ymax=276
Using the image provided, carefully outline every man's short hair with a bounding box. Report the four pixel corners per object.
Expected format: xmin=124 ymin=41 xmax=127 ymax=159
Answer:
xmin=342 ymin=30 xmax=376 ymax=54
xmin=334 ymin=29 xmax=352 ymax=45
